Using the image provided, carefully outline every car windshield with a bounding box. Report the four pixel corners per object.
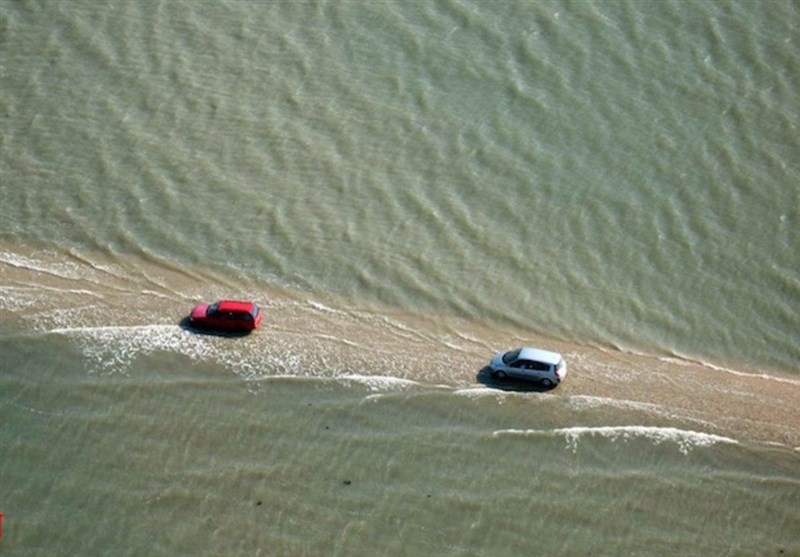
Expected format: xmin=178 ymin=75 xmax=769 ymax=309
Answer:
xmin=207 ymin=302 xmax=220 ymax=316
xmin=502 ymin=349 xmax=521 ymax=364
xmin=251 ymin=304 xmax=260 ymax=318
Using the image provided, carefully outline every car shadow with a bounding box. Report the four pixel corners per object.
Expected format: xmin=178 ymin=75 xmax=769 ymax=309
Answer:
xmin=475 ymin=366 xmax=555 ymax=393
xmin=178 ymin=316 xmax=253 ymax=338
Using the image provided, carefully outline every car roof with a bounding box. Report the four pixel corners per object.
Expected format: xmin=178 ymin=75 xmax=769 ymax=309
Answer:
xmin=516 ymin=347 xmax=562 ymax=365
xmin=216 ymin=300 xmax=256 ymax=312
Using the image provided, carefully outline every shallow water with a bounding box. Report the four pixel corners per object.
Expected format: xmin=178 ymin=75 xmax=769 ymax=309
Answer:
xmin=2 ymin=244 xmax=799 ymax=556
xmin=3 ymin=333 xmax=799 ymax=556
xmin=2 ymin=0 xmax=798 ymax=372
xmin=1 ymin=0 xmax=799 ymax=555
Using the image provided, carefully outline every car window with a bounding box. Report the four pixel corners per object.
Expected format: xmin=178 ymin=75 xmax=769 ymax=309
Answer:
xmin=511 ymin=360 xmax=550 ymax=371
xmin=502 ymin=349 xmax=521 ymax=364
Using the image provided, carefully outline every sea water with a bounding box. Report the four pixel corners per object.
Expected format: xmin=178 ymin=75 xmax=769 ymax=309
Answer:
xmin=1 ymin=1 xmax=798 ymax=555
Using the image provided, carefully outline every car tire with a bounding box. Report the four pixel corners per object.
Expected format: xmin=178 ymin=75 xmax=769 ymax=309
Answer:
xmin=541 ymin=378 xmax=553 ymax=388
xmin=493 ymin=370 xmax=507 ymax=380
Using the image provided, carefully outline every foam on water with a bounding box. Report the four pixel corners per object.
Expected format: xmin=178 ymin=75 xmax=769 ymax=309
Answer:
xmin=686 ymin=359 xmax=800 ymax=387
xmin=566 ymin=395 xmax=718 ymax=428
xmin=46 ymin=324 xmax=218 ymax=374
xmin=305 ymin=300 xmax=349 ymax=316
xmin=0 ymin=250 xmax=135 ymax=286
xmin=0 ymin=286 xmax=48 ymax=311
xmin=452 ymin=386 xmax=510 ymax=400
xmin=452 ymin=385 xmax=557 ymax=403
xmin=494 ymin=426 xmax=739 ymax=455
xmin=3 ymin=2 xmax=800 ymax=554
xmin=337 ymin=374 xmax=421 ymax=392
xmin=0 ymin=252 xmax=89 ymax=281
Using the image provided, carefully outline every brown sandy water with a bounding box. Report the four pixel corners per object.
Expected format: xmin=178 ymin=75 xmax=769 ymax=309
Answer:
xmin=2 ymin=242 xmax=797 ymax=449
xmin=2 ymin=1 xmax=799 ymax=553
xmin=3 ymin=243 xmax=799 ymax=556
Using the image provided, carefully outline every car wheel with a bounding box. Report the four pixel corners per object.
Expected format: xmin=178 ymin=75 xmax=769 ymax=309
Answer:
xmin=541 ymin=378 xmax=553 ymax=388
xmin=493 ymin=370 xmax=507 ymax=380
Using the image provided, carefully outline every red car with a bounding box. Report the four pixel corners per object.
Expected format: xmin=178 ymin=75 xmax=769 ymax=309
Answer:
xmin=188 ymin=300 xmax=263 ymax=333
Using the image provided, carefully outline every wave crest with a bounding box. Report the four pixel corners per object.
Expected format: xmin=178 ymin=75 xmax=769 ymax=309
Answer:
xmin=494 ymin=426 xmax=738 ymax=455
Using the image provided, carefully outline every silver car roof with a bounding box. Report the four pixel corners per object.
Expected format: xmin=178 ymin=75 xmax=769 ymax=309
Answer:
xmin=516 ymin=347 xmax=562 ymax=365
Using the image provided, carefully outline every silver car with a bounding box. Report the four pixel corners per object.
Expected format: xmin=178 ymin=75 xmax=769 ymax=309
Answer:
xmin=489 ymin=347 xmax=567 ymax=387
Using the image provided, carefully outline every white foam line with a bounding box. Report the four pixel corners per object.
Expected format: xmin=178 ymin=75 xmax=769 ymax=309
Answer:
xmin=313 ymin=333 xmax=360 ymax=347
xmin=453 ymin=331 xmax=488 ymax=346
xmin=453 ymin=386 xmax=505 ymax=400
xmin=0 ymin=294 xmax=38 ymax=311
xmin=566 ymin=395 xmax=717 ymax=427
xmin=595 ymin=343 xmax=800 ymax=386
xmin=692 ymin=361 xmax=800 ymax=386
xmin=48 ymin=324 xmax=178 ymax=335
xmin=65 ymin=249 xmax=136 ymax=281
xmin=494 ymin=426 xmax=738 ymax=455
xmin=306 ymin=300 xmax=348 ymax=315
xmin=9 ymin=401 xmax=65 ymax=417
xmin=568 ymin=395 xmax=660 ymax=410
xmin=440 ymin=339 xmax=472 ymax=351
xmin=1 ymin=252 xmax=134 ymax=293
xmin=1 ymin=284 xmax=102 ymax=298
xmin=338 ymin=374 xmax=420 ymax=392
xmin=373 ymin=315 xmax=433 ymax=343
xmin=651 ymin=350 xmax=800 ymax=386
xmin=42 ymin=323 xmax=224 ymax=373
xmin=0 ymin=252 xmax=83 ymax=280
xmin=453 ymin=386 xmax=557 ymax=403
xmin=453 ymin=386 xmax=522 ymax=400
xmin=140 ymin=289 xmax=174 ymax=300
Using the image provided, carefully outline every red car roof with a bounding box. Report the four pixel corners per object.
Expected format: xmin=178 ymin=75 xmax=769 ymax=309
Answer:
xmin=216 ymin=300 xmax=257 ymax=312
